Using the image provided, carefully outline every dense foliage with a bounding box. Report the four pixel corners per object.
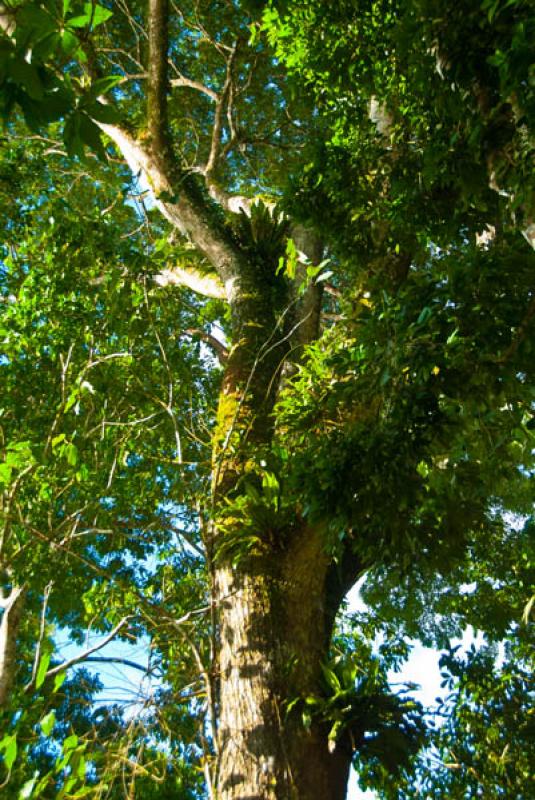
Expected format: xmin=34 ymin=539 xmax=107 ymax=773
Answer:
xmin=0 ymin=0 xmax=533 ymax=798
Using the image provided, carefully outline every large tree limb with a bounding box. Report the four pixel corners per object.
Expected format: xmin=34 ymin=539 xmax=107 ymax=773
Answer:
xmin=95 ymin=4 xmax=248 ymax=295
xmin=0 ymin=584 xmax=25 ymax=707
xmin=97 ymin=123 xmax=243 ymax=295
xmin=289 ymin=224 xmax=324 ymax=354
xmin=183 ymin=328 xmax=229 ymax=362
xmin=147 ymin=0 xmax=170 ymax=159
xmin=154 ymin=264 xmax=226 ymax=298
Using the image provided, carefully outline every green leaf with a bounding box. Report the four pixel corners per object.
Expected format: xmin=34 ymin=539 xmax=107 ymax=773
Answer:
xmin=446 ymin=327 xmax=459 ymax=345
xmin=84 ymin=100 xmax=119 ymax=124
xmin=87 ymin=75 xmax=122 ymax=99
xmin=60 ymin=29 xmax=80 ymax=57
xmin=78 ymin=113 xmax=107 ymax=159
xmin=35 ymin=652 xmax=51 ymax=689
xmin=40 ymin=711 xmax=56 ymax=737
xmin=63 ymin=114 xmax=84 ymax=159
xmin=67 ymin=4 xmax=113 ymax=29
xmin=93 ymin=3 xmax=114 ymax=25
xmin=53 ymin=672 xmax=67 ymax=693
xmin=63 ymin=734 xmax=79 ymax=752
xmin=380 ymin=367 xmax=391 ymax=386
xmin=321 ymin=664 xmax=342 ymax=692
xmin=0 ymin=462 xmax=12 ymax=485
xmin=52 ymin=433 xmax=66 ymax=450
xmin=285 ymin=238 xmax=297 ymax=279
xmin=0 ymin=734 xmax=17 ymax=770
xmin=416 ymin=306 xmax=432 ymax=326
xmin=64 ymin=443 xmax=79 ymax=467
xmin=6 ymin=441 xmax=33 ymax=468
xmin=8 ymin=60 xmax=44 ymax=101
xmin=32 ymin=32 xmax=62 ymax=62
xmin=417 ymin=460 xmax=430 ymax=479
xmin=36 ymin=86 xmax=74 ymax=122
xmin=17 ymin=6 xmax=55 ymax=38
xmin=67 ymin=14 xmax=94 ymax=27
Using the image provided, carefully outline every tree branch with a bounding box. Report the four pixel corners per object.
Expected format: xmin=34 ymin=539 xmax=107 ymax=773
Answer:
xmin=205 ymin=44 xmax=237 ymax=178
xmin=184 ymin=328 xmax=228 ymax=362
xmin=24 ymin=616 xmax=132 ymax=692
xmin=0 ymin=584 xmax=25 ymax=707
xmin=170 ymin=73 xmax=218 ymax=102
xmin=96 ymin=123 xmax=242 ymax=290
xmin=154 ymin=264 xmax=226 ymax=298
xmin=0 ymin=4 xmax=15 ymax=36
xmin=147 ymin=0 xmax=170 ymax=158
xmin=83 ymin=656 xmax=152 ymax=674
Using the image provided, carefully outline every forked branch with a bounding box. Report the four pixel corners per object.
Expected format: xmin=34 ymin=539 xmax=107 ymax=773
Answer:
xmin=205 ymin=43 xmax=237 ymax=178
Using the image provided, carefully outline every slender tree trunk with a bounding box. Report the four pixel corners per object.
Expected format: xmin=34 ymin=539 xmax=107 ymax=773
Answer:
xmin=0 ymin=584 xmax=25 ymax=708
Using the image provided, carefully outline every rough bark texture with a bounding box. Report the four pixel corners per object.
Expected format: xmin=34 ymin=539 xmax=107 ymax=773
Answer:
xmin=147 ymin=0 xmax=169 ymax=161
xmin=97 ymin=9 xmax=355 ymax=791
xmin=210 ymin=248 xmax=354 ymax=797
xmin=96 ymin=125 xmax=355 ymax=796
xmin=215 ymin=565 xmax=282 ymax=798
xmin=214 ymin=533 xmax=353 ymax=800
xmin=0 ymin=585 xmax=25 ymax=708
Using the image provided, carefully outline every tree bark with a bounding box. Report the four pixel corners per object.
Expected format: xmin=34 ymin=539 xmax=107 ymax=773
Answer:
xmin=95 ymin=26 xmax=354 ymax=784
xmin=210 ymin=262 xmax=353 ymax=798
xmin=0 ymin=584 xmax=25 ymax=708
xmin=214 ymin=531 xmax=353 ymax=800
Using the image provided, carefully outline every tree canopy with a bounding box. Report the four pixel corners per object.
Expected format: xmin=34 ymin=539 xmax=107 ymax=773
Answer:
xmin=0 ymin=1 xmax=533 ymax=798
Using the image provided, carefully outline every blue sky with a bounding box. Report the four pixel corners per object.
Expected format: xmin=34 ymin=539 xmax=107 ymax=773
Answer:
xmin=55 ymin=576 xmax=485 ymax=798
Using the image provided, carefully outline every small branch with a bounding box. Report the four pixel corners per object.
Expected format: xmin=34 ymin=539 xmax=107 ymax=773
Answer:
xmin=324 ymin=283 xmax=342 ymax=298
xmin=25 ymin=617 xmax=132 ymax=691
xmin=184 ymin=328 xmax=228 ymax=362
xmin=205 ymin=44 xmax=237 ymax=178
xmin=222 ymin=80 xmax=238 ymax=160
xmin=31 ymin=582 xmax=53 ymax=684
xmin=84 ymin=656 xmax=152 ymax=674
xmin=25 ymin=523 xmax=207 ymax=642
xmin=322 ymin=312 xmax=344 ymax=322
xmin=143 ymin=280 xmax=183 ymax=463
xmin=166 ymin=523 xmax=205 ymax=558
xmin=170 ymin=74 xmax=218 ymax=102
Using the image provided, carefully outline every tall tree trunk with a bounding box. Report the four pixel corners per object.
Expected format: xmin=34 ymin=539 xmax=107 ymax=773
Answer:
xmin=0 ymin=584 xmax=25 ymax=708
xmin=210 ymin=269 xmax=353 ymax=799
xmin=214 ymin=532 xmax=353 ymax=800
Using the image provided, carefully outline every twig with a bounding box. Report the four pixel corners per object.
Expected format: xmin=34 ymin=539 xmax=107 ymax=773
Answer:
xmin=30 ymin=582 xmax=53 ymax=684
xmin=24 ymin=617 xmax=132 ymax=691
